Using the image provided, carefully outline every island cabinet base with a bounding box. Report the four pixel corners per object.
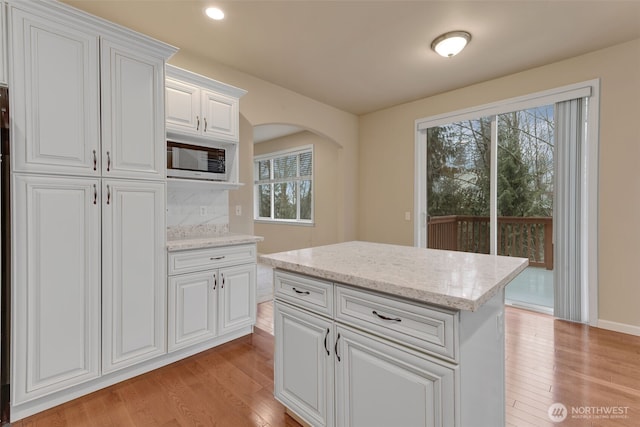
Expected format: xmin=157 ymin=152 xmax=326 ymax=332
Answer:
xmin=273 ymin=269 xmax=506 ymax=427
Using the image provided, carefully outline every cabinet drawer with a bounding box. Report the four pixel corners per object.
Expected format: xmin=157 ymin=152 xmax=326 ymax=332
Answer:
xmin=335 ymin=285 xmax=458 ymax=361
xmin=274 ymin=270 xmax=333 ymax=317
xmin=168 ymin=244 xmax=256 ymax=275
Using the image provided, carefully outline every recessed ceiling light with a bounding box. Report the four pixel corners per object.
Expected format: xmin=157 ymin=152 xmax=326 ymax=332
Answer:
xmin=205 ymin=7 xmax=225 ymax=21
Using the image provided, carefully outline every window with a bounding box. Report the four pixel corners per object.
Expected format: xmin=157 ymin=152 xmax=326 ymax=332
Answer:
xmin=254 ymin=146 xmax=313 ymax=224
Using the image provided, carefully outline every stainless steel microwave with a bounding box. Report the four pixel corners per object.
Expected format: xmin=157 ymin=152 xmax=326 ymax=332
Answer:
xmin=167 ymin=141 xmax=226 ymax=181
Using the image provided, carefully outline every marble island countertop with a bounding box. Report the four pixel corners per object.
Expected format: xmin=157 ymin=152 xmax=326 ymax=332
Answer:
xmin=259 ymin=241 xmax=528 ymax=311
xmin=166 ymin=225 xmax=263 ymax=251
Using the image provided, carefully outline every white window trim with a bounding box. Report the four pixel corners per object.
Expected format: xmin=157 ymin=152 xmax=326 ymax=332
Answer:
xmin=253 ymin=144 xmax=314 ymax=225
xmin=414 ymin=79 xmax=600 ymax=326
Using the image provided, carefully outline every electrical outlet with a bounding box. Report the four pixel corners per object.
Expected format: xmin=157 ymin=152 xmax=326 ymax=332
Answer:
xmin=404 ymin=211 xmax=411 ymax=221
xmin=200 ymin=206 xmax=207 ymax=216
xmin=235 ymin=205 xmax=242 ymax=216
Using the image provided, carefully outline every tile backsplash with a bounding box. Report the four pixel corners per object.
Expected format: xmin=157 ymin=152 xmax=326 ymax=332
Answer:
xmin=167 ymin=186 xmax=229 ymax=227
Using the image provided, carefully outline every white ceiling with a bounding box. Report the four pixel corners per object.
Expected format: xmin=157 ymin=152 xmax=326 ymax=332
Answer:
xmin=65 ymin=0 xmax=640 ymax=115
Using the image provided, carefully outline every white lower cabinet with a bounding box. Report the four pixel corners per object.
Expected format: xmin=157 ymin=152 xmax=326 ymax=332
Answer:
xmin=335 ymin=326 xmax=455 ymax=427
xmin=12 ymin=175 xmax=167 ymax=408
xmin=274 ymin=301 xmax=335 ymax=427
xmin=218 ymin=263 xmax=256 ymax=335
xmin=274 ymin=269 xmax=509 ymax=427
xmin=274 ymin=300 xmax=455 ymax=427
xmin=274 ymin=270 xmax=460 ymax=427
xmin=168 ymin=271 xmax=217 ymax=351
xmin=101 ymin=180 xmax=166 ymax=373
xmin=167 ymin=245 xmax=257 ymax=353
xmin=12 ymin=175 xmax=102 ymax=405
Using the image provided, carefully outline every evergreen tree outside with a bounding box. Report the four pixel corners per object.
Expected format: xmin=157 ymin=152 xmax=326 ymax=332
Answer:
xmin=426 ymin=106 xmax=554 ymax=256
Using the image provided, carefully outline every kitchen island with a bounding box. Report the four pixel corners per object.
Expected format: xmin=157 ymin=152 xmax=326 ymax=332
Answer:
xmin=260 ymin=241 xmax=528 ymax=427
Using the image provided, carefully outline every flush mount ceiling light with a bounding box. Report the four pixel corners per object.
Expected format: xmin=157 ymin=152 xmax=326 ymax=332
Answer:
xmin=205 ymin=6 xmax=225 ymax=21
xmin=431 ymin=31 xmax=471 ymax=58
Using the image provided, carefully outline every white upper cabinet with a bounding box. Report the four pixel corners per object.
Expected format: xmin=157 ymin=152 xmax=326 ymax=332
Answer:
xmin=9 ymin=4 xmax=100 ymax=175
xmin=12 ymin=174 xmax=102 ymax=405
xmin=201 ymin=89 xmax=238 ymax=142
xmin=0 ymin=0 xmax=8 ymax=86
xmin=8 ymin=0 xmax=176 ymax=178
xmin=165 ymin=64 xmax=246 ymax=144
xmin=165 ymin=78 xmax=201 ymax=137
xmin=100 ymin=38 xmax=166 ymax=179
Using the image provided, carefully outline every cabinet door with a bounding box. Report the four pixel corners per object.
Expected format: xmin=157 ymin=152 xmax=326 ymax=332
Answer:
xmin=12 ymin=175 xmax=101 ymax=404
xmin=101 ymin=38 xmax=166 ymax=180
xmin=9 ymin=4 xmax=100 ymax=175
xmin=165 ymin=78 xmax=200 ymax=137
xmin=274 ymin=301 xmax=334 ymax=427
xmin=201 ymin=89 xmax=239 ymax=142
xmin=218 ymin=263 xmax=256 ymax=335
xmin=335 ymin=326 xmax=456 ymax=427
xmin=102 ymin=180 xmax=166 ymax=373
xmin=0 ymin=0 xmax=7 ymax=86
xmin=168 ymin=271 xmax=217 ymax=352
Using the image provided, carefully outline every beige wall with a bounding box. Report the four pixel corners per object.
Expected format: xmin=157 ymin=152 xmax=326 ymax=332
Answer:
xmin=168 ymin=53 xmax=359 ymax=245
xmin=228 ymin=115 xmax=255 ymax=235
xmin=358 ymin=39 xmax=640 ymax=329
xmin=254 ymin=132 xmax=341 ymax=254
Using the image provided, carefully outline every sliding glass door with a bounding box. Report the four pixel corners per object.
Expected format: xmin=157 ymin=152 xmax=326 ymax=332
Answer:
xmin=425 ymin=106 xmax=555 ymax=313
xmin=415 ymin=81 xmax=599 ymax=324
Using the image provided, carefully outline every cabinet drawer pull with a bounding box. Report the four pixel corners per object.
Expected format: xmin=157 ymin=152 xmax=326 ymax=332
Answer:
xmin=213 ymin=274 xmax=217 ymax=290
xmin=372 ymin=310 xmax=402 ymax=322
xmin=204 ymin=117 xmax=208 ymax=132
xmin=292 ymin=287 xmax=310 ymax=296
xmin=324 ymin=328 xmax=330 ymax=356
xmin=106 ymin=185 xmax=111 ymax=205
xmin=221 ymin=274 xmax=225 ymax=289
xmin=93 ymin=150 xmax=97 ymax=171
xmin=196 ymin=115 xmax=200 ymax=131
xmin=106 ymin=151 xmax=111 ymax=172
xmin=335 ymin=333 xmax=341 ymax=362
xmin=210 ymin=256 xmax=225 ymax=261
xmin=93 ymin=184 xmax=97 ymax=205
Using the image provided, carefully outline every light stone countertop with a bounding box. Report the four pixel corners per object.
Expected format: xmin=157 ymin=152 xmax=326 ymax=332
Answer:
xmin=167 ymin=233 xmax=263 ymax=252
xmin=259 ymin=241 xmax=528 ymax=311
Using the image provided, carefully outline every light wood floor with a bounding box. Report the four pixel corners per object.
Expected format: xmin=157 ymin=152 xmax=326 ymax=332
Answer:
xmin=12 ymin=303 xmax=640 ymax=426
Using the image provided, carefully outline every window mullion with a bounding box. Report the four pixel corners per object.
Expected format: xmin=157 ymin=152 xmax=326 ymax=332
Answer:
xmin=270 ymin=159 xmax=275 ymax=220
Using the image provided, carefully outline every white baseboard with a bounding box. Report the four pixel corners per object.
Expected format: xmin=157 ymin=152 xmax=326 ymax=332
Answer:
xmin=597 ymin=319 xmax=640 ymax=337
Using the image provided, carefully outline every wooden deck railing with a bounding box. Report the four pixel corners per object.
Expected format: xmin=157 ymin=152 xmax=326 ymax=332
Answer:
xmin=427 ymin=215 xmax=553 ymax=269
